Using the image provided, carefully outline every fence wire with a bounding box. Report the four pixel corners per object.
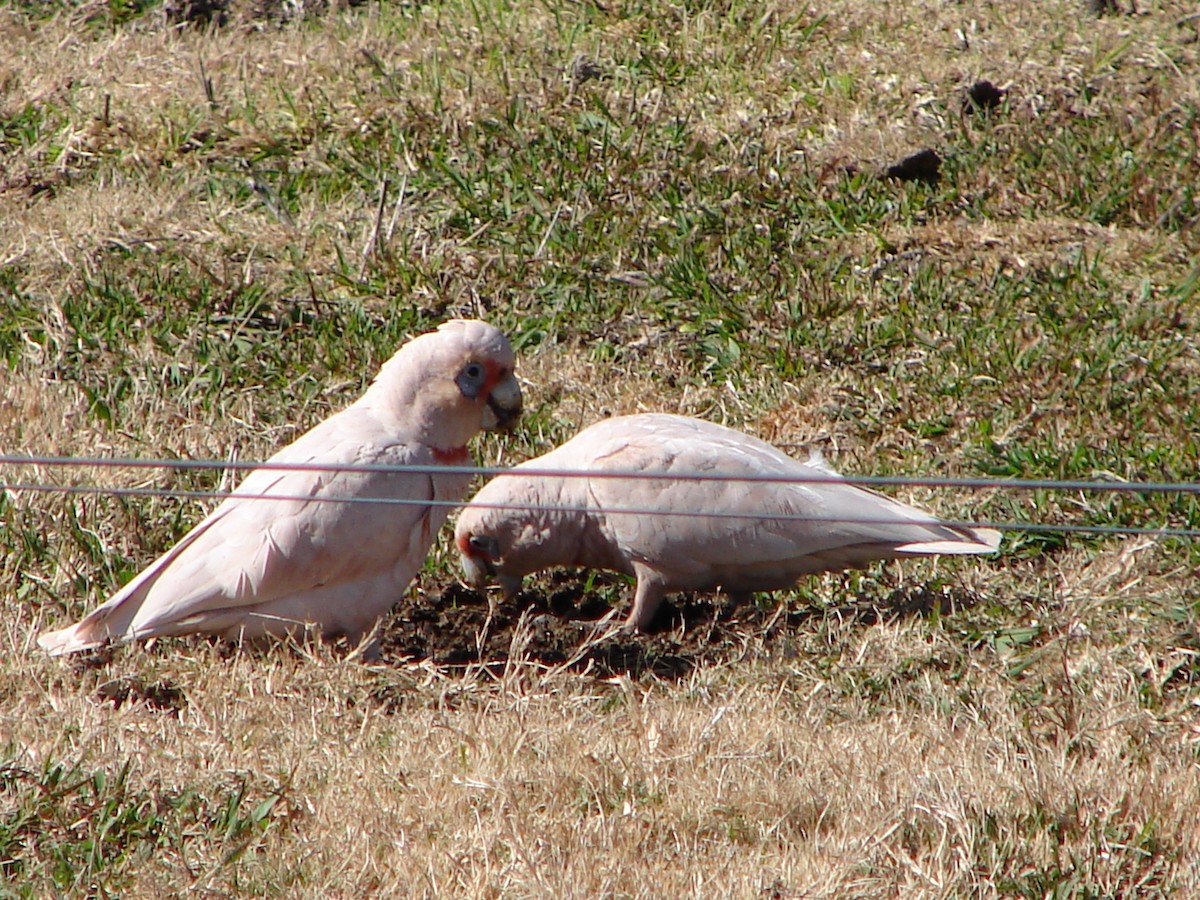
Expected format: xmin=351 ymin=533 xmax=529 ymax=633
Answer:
xmin=2 ymin=453 xmax=1198 ymax=540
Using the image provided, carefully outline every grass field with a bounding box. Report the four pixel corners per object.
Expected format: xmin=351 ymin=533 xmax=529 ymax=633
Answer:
xmin=2 ymin=0 xmax=1200 ymax=895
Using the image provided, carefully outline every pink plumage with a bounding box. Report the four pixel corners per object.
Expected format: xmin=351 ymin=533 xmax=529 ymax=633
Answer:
xmin=456 ymin=414 xmax=999 ymax=631
xmin=39 ymin=319 xmax=522 ymax=655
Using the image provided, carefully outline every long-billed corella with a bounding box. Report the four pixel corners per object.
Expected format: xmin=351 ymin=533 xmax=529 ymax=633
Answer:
xmin=456 ymin=413 xmax=999 ymax=631
xmin=39 ymin=319 xmax=522 ymax=655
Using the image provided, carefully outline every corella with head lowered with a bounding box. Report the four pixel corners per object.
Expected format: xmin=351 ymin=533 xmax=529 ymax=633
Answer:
xmin=456 ymin=413 xmax=999 ymax=632
xmin=38 ymin=319 xmax=522 ymax=656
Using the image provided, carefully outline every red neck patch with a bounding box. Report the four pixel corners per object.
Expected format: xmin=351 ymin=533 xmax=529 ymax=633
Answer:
xmin=433 ymin=445 xmax=470 ymax=464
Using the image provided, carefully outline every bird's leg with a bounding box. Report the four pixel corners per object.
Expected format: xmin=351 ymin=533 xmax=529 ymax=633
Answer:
xmin=625 ymin=568 xmax=667 ymax=633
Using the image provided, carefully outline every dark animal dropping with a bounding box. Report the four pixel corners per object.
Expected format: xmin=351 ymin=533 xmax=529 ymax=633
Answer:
xmin=885 ymin=149 xmax=941 ymax=185
xmin=965 ymin=80 xmax=1006 ymax=114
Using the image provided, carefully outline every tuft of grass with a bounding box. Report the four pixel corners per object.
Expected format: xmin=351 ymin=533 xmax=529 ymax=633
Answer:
xmin=0 ymin=748 xmax=296 ymax=896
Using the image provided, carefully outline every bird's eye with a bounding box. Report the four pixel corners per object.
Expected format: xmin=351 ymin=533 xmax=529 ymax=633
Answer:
xmin=469 ymin=534 xmax=500 ymax=559
xmin=456 ymin=361 xmax=488 ymax=398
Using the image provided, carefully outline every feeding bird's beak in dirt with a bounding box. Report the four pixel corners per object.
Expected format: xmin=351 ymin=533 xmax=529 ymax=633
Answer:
xmin=456 ymin=531 xmax=524 ymax=597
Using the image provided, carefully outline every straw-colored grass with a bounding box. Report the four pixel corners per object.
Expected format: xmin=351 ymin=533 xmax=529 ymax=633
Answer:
xmin=3 ymin=0 xmax=1199 ymax=895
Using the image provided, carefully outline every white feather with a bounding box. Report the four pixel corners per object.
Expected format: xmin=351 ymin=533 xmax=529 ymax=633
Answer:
xmin=455 ymin=413 xmax=999 ymax=632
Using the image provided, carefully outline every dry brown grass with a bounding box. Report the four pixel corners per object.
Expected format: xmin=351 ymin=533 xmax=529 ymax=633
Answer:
xmin=3 ymin=0 xmax=1200 ymax=895
xmin=7 ymin=578 xmax=1200 ymax=896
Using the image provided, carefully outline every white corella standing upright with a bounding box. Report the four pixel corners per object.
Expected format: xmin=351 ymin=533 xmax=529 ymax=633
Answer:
xmin=39 ymin=319 xmax=522 ymax=655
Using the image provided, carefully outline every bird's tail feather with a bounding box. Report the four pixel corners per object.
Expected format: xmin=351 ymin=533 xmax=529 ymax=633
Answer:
xmin=898 ymin=527 xmax=1001 ymax=556
xmin=37 ymin=622 xmax=104 ymax=656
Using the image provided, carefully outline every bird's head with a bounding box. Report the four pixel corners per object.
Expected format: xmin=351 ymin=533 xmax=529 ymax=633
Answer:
xmin=368 ymin=319 xmax=523 ymax=452
xmin=454 ymin=501 xmax=526 ymax=598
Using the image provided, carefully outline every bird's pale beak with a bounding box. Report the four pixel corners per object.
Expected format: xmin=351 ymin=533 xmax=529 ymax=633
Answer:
xmin=460 ymin=532 xmax=501 ymax=589
xmin=460 ymin=552 xmax=492 ymax=590
xmin=482 ymin=372 xmax=522 ymax=431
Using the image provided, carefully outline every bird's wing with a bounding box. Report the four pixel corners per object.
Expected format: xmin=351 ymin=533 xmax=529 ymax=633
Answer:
xmin=39 ymin=410 xmax=448 ymax=650
xmin=581 ymin=415 xmax=996 ymax=587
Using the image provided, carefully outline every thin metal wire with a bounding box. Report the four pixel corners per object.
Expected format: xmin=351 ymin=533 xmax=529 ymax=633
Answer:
xmin=1 ymin=452 xmax=1196 ymax=495
xmin=2 ymin=476 xmax=1198 ymax=540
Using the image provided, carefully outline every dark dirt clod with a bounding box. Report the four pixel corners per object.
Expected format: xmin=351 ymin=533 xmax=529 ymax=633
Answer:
xmin=884 ymin=149 xmax=941 ymax=186
xmin=163 ymin=0 xmax=229 ymax=27
xmin=95 ymin=676 xmax=188 ymax=714
xmin=572 ymin=58 xmax=607 ymax=85
xmin=964 ymin=80 xmax=1006 ymax=114
xmin=67 ymin=643 xmax=118 ymax=673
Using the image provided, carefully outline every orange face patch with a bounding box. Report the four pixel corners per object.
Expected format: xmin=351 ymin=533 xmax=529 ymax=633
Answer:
xmin=482 ymin=360 xmax=509 ymax=394
xmin=455 ymin=530 xmax=475 ymax=555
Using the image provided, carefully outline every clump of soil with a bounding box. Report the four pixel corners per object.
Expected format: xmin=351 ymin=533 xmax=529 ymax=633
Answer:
xmin=377 ymin=575 xmax=982 ymax=680
xmin=377 ymin=577 xmax=747 ymax=679
xmin=884 ymin=148 xmax=942 ymax=185
xmin=95 ymin=676 xmax=188 ymax=714
xmin=964 ymin=80 xmax=1006 ymax=114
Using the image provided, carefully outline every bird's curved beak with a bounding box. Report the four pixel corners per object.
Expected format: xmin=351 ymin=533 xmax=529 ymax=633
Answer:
xmin=458 ymin=555 xmax=523 ymax=599
xmin=459 ymin=532 xmax=523 ymax=597
xmin=459 ymin=532 xmax=502 ymax=589
xmin=482 ymin=372 xmax=522 ymax=432
xmin=459 ymin=551 xmax=492 ymax=590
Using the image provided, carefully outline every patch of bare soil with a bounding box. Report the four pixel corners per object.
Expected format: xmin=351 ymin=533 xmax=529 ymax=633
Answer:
xmin=377 ymin=575 xmax=985 ymax=680
xmin=94 ymin=675 xmax=188 ymax=714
